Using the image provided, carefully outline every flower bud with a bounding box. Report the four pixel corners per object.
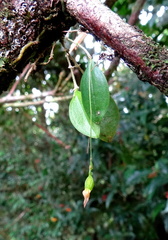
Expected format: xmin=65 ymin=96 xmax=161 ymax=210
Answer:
xmin=82 ymin=175 xmax=94 ymax=207
xmin=84 ymin=175 xmax=94 ymax=191
xmin=82 ymin=189 xmax=91 ymax=208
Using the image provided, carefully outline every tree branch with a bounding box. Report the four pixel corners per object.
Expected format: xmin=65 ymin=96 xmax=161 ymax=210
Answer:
xmin=34 ymin=121 xmax=71 ymax=149
xmin=1 ymin=0 xmax=168 ymax=95
xmin=66 ymin=0 xmax=168 ymax=95
xmin=105 ymin=0 xmax=146 ymax=78
xmin=24 ymin=113 xmax=70 ymax=149
xmin=128 ymin=0 xmax=146 ymax=25
xmin=104 ymin=0 xmax=118 ymax=8
xmin=2 ymin=95 xmax=72 ymax=108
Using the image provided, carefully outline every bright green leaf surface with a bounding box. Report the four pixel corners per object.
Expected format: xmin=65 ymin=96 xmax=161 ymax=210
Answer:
xmin=80 ymin=60 xmax=110 ymax=124
xmin=99 ymin=97 xmax=120 ymax=142
xmin=69 ymin=90 xmax=100 ymax=138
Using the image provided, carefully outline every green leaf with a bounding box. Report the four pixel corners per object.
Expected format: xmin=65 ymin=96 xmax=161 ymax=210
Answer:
xmin=99 ymin=97 xmax=120 ymax=142
xmin=80 ymin=59 xmax=110 ymax=124
xmin=105 ymin=191 xmax=115 ymax=209
xmin=125 ymin=169 xmax=150 ymax=186
xmin=69 ymin=90 xmax=100 ymax=138
xmin=144 ymin=175 xmax=168 ymax=200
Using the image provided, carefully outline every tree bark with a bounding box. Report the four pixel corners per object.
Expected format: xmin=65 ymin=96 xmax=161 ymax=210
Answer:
xmin=0 ymin=0 xmax=168 ymax=96
xmin=0 ymin=0 xmax=75 ymax=94
xmin=66 ymin=0 xmax=168 ymax=96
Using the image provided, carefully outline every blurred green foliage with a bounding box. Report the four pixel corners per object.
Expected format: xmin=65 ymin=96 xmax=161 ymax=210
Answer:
xmin=0 ymin=0 xmax=168 ymax=239
xmin=0 ymin=67 xmax=167 ymax=240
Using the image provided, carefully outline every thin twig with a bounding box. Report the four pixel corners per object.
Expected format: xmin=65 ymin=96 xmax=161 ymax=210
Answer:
xmin=24 ymin=112 xmax=70 ymax=149
xmin=66 ymin=37 xmax=92 ymax=59
xmin=53 ymin=70 xmax=66 ymax=93
xmin=0 ymin=70 xmax=70 ymax=105
xmin=69 ymin=54 xmax=84 ymax=74
xmin=3 ymin=95 xmax=72 ymax=108
xmin=24 ymin=57 xmax=40 ymax=82
xmin=41 ymin=42 xmax=56 ymax=65
xmin=6 ymin=63 xmax=31 ymax=97
xmin=0 ymin=90 xmax=54 ymax=103
xmin=13 ymin=210 xmax=28 ymax=223
xmin=59 ymin=72 xmax=72 ymax=92
xmin=34 ymin=122 xmax=71 ymax=149
xmin=66 ymin=53 xmax=79 ymax=90
xmin=69 ymin=32 xmax=88 ymax=54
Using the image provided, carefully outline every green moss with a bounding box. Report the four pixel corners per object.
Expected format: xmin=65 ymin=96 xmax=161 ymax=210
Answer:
xmin=0 ymin=57 xmax=9 ymax=68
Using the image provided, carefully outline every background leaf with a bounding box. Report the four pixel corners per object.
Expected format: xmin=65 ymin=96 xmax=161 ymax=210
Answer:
xmin=99 ymin=97 xmax=120 ymax=142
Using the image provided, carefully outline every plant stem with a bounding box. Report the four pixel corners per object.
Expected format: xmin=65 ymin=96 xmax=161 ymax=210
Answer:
xmin=88 ymin=60 xmax=93 ymax=175
xmin=89 ymin=137 xmax=93 ymax=175
xmin=67 ymin=37 xmax=92 ymax=59
xmin=65 ymin=53 xmax=79 ymax=90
